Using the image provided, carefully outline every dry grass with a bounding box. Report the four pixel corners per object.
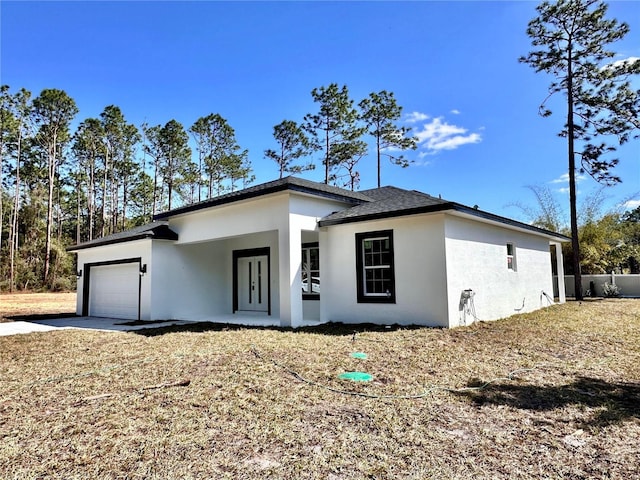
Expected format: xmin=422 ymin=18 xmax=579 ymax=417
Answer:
xmin=1 ymin=295 xmax=639 ymax=479
xmin=0 ymin=292 xmax=76 ymax=322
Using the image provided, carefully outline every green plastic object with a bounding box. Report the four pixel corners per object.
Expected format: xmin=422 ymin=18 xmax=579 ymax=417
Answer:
xmin=350 ymin=352 xmax=368 ymax=359
xmin=338 ymin=371 xmax=373 ymax=382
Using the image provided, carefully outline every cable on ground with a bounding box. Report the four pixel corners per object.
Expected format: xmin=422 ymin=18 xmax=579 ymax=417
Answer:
xmin=250 ymin=345 xmax=544 ymax=400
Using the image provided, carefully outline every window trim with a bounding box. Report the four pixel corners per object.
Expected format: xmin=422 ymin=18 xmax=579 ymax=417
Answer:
xmin=507 ymin=242 xmax=517 ymax=271
xmin=355 ymin=230 xmax=396 ymax=303
xmin=302 ymin=242 xmax=320 ymax=300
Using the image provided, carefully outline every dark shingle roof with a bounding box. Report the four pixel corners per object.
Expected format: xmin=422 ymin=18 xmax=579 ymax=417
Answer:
xmin=69 ymin=178 xmax=569 ymax=251
xmin=67 ymin=221 xmax=178 ymax=252
xmin=153 ymin=176 xmax=371 ymax=220
xmin=319 ymin=186 xmax=449 ymax=224
xmin=319 ymin=186 xmax=570 ymax=241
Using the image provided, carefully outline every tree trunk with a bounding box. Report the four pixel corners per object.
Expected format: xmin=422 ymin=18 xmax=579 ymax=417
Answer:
xmin=88 ymin=162 xmax=94 ymax=241
xmin=122 ymin=177 xmax=128 ymax=230
xmin=324 ymin=127 xmax=330 ymax=184
xmin=0 ymin=151 xmax=3 ymax=256
xmin=9 ymin=121 xmax=23 ymax=293
xmin=9 ymin=165 xmax=20 ymax=293
xmin=76 ymin=173 xmax=81 ymax=244
xmin=376 ymin=132 xmax=381 ymax=189
xmin=152 ymin=158 xmax=158 ymax=217
xmin=44 ymin=139 xmax=57 ymax=285
xmin=567 ymin=42 xmax=583 ymax=301
xmin=56 ymin=162 xmax=62 ymax=242
xmin=101 ymin=151 xmax=108 ymax=237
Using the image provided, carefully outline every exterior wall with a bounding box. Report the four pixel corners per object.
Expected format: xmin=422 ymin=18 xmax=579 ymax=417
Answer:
xmin=161 ymin=191 xmax=346 ymax=326
xmin=168 ymin=192 xmax=346 ymax=245
xmin=150 ymin=231 xmax=280 ymax=322
xmin=444 ymin=215 xmax=554 ymax=328
xmin=150 ymin=239 xmax=230 ymax=321
xmin=321 ymin=214 xmax=449 ymax=327
xmin=74 ymin=240 xmax=152 ymax=319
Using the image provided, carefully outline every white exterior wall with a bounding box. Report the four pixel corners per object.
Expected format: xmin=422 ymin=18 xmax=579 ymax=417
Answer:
xmin=164 ymin=191 xmax=349 ymax=326
xmin=74 ymin=240 xmax=152 ymax=319
xmin=150 ymin=238 xmax=231 ymax=321
xmin=321 ymin=214 xmax=449 ymax=327
xmin=444 ymin=215 xmax=555 ymax=328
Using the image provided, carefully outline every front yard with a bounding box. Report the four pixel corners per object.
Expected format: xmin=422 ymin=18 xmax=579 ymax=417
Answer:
xmin=0 ymin=295 xmax=638 ymax=479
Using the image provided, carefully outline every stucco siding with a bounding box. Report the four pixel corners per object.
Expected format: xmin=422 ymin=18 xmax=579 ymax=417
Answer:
xmin=169 ymin=191 xmax=349 ymax=245
xmin=150 ymin=231 xmax=280 ymax=321
xmin=74 ymin=240 xmax=152 ymax=319
xmin=444 ymin=215 xmax=554 ymax=327
xmin=321 ymin=214 xmax=449 ymax=327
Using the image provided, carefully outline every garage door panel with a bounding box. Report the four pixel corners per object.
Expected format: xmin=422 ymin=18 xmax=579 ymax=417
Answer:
xmin=89 ymin=263 xmax=139 ymax=319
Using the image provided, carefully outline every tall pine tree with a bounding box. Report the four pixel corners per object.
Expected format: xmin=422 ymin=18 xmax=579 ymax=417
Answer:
xmin=520 ymin=0 xmax=640 ymax=300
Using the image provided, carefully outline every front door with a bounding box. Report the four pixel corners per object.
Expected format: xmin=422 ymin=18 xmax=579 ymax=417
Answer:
xmin=237 ymin=255 xmax=269 ymax=312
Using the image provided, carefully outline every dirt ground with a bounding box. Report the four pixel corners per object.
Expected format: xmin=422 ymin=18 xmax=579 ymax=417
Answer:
xmin=0 ymin=292 xmax=77 ymax=321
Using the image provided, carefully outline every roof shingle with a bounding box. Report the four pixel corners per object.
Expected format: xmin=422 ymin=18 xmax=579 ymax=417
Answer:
xmin=67 ymin=221 xmax=178 ymax=251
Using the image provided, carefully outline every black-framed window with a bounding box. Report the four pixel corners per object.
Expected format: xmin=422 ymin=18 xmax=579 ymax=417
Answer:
xmin=302 ymin=242 xmax=320 ymax=300
xmin=507 ymin=243 xmax=517 ymax=271
xmin=355 ymin=230 xmax=396 ymax=303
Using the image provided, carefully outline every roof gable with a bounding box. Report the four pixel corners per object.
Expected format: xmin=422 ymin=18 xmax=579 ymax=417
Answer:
xmin=153 ymin=176 xmax=371 ymax=220
xmin=319 ymin=185 xmax=569 ymax=242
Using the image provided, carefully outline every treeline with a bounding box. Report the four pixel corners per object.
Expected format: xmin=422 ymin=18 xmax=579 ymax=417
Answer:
xmin=0 ymin=84 xmax=417 ymax=291
xmin=514 ymin=186 xmax=640 ymax=275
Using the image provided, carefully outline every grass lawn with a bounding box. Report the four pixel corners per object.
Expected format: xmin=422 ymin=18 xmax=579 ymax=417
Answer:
xmin=1 ymin=295 xmax=639 ymax=479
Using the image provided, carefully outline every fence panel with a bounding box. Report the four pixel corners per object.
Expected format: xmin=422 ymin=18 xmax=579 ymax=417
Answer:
xmin=555 ymin=274 xmax=640 ymax=298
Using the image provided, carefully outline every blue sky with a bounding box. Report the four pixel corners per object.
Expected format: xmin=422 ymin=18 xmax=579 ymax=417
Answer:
xmin=2 ymin=0 xmax=639 ymax=222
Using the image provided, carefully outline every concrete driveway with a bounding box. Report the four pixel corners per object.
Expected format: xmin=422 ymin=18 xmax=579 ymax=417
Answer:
xmin=0 ymin=316 xmax=195 ymax=336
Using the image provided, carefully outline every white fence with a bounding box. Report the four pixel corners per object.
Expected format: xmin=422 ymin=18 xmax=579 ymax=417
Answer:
xmin=554 ymin=274 xmax=640 ymax=298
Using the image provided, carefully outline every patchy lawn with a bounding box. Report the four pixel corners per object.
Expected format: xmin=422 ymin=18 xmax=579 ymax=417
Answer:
xmin=0 ymin=292 xmax=76 ymax=322
xmin=0 ymin=296 xmax=639 ymax=479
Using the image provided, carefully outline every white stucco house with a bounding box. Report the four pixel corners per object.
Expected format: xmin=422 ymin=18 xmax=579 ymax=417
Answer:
xmin=68 ymin=176 xmax=568 ymax=328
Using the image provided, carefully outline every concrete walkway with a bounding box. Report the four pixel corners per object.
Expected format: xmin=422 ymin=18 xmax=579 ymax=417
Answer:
xmin=0 ymin=316 xmax=195 ymax=336
xmin=0 ymin=314 xmax=324 ymax=337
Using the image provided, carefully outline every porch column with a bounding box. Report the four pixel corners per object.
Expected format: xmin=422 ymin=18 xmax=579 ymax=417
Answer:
xmin=278 ymin=220 xmax=303 ymax=328
xmin=553 ymin=242 xmax=566 ymax=304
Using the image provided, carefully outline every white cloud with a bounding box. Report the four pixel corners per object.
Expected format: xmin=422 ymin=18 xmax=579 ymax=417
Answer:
xmin=413 ymin=117 xmax=482 ymax=153
xmin=404 ymin=111 xmax=430 ymax=123
xmin=450 ymin=109 xmax=461 ymax=115
xmin=605 ymin=56 xmax=640 ymax=69
xmin=549 ymin=173 xmax=587 ymax=184
xmin=623 ymin=199 xmax=640 ymax=210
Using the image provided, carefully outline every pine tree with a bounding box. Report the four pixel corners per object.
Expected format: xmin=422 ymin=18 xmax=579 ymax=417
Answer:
xmin=520 ymin=0 xmax=640 ymax=300
xmin=31 ymin=89 xmax=78 ymax=285
xmin=304 ymin=84 xmax=366 ymax=184
xmin=265 ymin=120 xmax=314 ymax=179
xmin=359 ymin=90 xmax=417 ymax=188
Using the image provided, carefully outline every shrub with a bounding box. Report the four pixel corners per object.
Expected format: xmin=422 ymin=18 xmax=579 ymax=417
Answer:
xmin=51 ymin=277 xmax=74 ymax=292
xmin=602 ymin=282 xmax=621 ymax=297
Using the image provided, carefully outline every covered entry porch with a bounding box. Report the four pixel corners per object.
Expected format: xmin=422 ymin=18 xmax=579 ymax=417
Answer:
xmin=152 ymin=225 xmax=321 ymax=328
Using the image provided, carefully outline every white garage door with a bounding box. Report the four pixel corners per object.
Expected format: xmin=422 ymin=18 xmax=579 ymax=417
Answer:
xmin=89 ymin=263 xmax=139 ymax=319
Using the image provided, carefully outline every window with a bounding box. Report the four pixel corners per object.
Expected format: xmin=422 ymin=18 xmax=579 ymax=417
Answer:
xmin=356 ymin=230 xmax=396 ymax=303
xmin=301 ymin=243 xmax=320 ymax=299
xmin=507 ymin=243 xmax=517 ymax=271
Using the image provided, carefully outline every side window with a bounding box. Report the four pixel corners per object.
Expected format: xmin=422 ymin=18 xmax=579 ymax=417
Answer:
xmin=507 ymin=243 xmax=517 ymax=271
xmin=301 ymin=243 xmax=320 ymax=299
xmin=355 ymin=230 xmax=396 ymax=303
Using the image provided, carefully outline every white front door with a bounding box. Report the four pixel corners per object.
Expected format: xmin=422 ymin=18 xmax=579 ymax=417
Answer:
xmin=237 ymin=255 xmax=269 ymax=312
